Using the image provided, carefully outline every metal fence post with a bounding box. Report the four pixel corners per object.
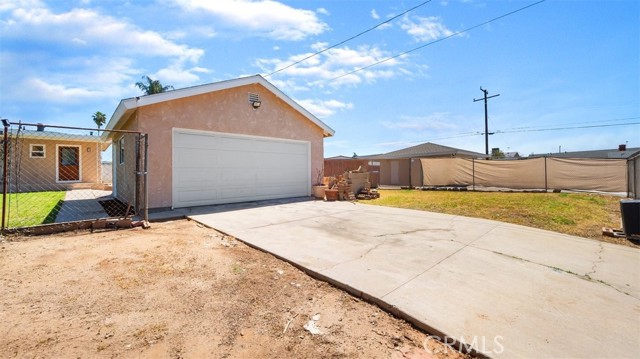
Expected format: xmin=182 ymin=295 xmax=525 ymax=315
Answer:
xmin=143 ymin=134 xmax=149 ymax=222
xmin=135 ymin=133 xmax=141 ymax=214
xmin=544 ymin=156 xmax=548 ymax=192
xmin=472 ymin=158 xmax=475 ymax=191
xmin=1 ymin=119 xmax=9 ymax=231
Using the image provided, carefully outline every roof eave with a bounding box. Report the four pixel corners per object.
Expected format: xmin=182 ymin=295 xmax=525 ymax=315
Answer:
xmin=101 ymin=75 xmax=335 ymax=139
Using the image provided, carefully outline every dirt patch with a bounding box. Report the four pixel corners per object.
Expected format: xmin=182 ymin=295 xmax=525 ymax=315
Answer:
xmin=0 ymin=220 xmax=468 ymax=359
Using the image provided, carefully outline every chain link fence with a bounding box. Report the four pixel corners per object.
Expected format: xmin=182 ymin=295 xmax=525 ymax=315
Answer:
xmin=1 ymin=121 xmax=148 ymax=233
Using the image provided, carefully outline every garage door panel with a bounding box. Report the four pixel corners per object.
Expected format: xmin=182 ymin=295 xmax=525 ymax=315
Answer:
xmin=175 ymin=133 xmax=221 ymax=150
xmin=173 ymin=130 xmax=310 ymax=208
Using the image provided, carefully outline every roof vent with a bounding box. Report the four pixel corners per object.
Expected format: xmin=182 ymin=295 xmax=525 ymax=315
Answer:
xmin=248 ymin=92 xmax=261 ymax=109
xmin=36 ymin=123 xmax=45 ymax=132
xmin=619 ymin=144 xmax=627 ymax=151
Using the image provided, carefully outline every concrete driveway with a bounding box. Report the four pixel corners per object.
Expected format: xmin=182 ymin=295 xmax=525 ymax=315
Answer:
xmin=188 ymin=200 xmax=640 ymax=358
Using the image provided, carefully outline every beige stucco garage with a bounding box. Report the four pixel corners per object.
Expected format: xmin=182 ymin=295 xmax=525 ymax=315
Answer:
xmin=102 ymin=75 xmax=334 ymax=211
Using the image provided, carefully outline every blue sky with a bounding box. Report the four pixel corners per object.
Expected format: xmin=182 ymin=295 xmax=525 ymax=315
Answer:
xmin=1 ymin=0 xmax=638 ymax=158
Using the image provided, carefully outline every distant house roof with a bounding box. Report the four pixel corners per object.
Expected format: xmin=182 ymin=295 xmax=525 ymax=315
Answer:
xmin=325 ymin=155 xmax=361 ymax=160
xmin=529 ymin=147 xmax=640 ymax=159
xmin=365 ymin=142 xmax=488 ymax=160
xmin=3 ymin=129 xmax=110 ymax=150
xmin=103 ymin=74 xmax=335 ymax=140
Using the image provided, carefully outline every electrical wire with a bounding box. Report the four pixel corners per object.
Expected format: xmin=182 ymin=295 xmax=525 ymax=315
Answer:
xmin=265 ymin=0 xmax=433 ymax=77
xmin=371 ymin=120 xmax=638 ymax=148
xmin=496 ymin=121 xmax=640 ymax=134
xmin=504 ymin=116 xmax=640 ymax=130
xmin=323 ymin=0 xmax=546 ymax=85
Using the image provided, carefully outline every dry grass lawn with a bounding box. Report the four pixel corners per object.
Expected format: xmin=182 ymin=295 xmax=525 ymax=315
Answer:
xmin=370 ymin=189 xmax=637 ymax=248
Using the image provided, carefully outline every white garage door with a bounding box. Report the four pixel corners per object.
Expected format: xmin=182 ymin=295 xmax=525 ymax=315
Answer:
xmin=172 ymin=129 xmax=311 ymax=208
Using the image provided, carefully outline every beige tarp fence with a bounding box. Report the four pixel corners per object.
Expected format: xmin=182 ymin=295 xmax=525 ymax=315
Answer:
xmin=421 ymin=157 xmax=627 ymax=192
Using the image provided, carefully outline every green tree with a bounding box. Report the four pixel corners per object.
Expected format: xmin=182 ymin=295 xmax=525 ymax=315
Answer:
xmin=92 ymin=111 xmax=106 ymax=129
xmin=491 ymin=147 xmax=505 ymax=159
xmin=135 ymin=75 xmax=174 ymax=95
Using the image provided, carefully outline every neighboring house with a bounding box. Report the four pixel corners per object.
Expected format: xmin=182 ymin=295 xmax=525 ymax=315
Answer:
xmin=2 ymin=129 xmax=106 ymax=192
xmin=504 ymin=152 xmax=521 ymax=160
xmin=363 ymin=142 xmax=488 ymax=187
xmin=529 ymin=145 xmax=640 ymax=159
xmin=102 ymin=75 xmax=335 ymax=211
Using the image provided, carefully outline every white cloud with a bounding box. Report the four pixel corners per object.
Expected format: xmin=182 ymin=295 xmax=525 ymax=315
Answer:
xmin=400 ymin=15 xmax=454 ymax=42
xmin=173 ymin=0 xmax=328 ymax=41
xmin=297 ymin=98 xmax=353 ymax=118
xmin=153 ymin=64 xmax=211 ymax=88
xmin=380 ymin=113 xmax=459 ymax=131
xmin=317 ymin=7 xmax=329 ymax=16
xmin=2 ymin=5 xmax=203 ymax=63
xmin=0 ymin=2 xmax=209 ymax=104
xmin=0 ymin=0 xmax=42 ymax=12
xmin=257 ymin=43 xmax=409 ymax=89
xmin=371 ymin=9 xmax=380 ymax=19
xmin=9 ymin=56 xmax=139 ymax=103
xmin=20 ymin=78 xmax=103 ymax=102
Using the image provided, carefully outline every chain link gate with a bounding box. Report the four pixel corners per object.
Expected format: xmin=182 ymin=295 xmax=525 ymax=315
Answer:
xmin=0 ymin=120 xmax=148 ymax=234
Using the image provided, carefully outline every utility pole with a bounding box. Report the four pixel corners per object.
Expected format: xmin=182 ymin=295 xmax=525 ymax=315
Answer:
xmin=473 ymin=87 xmax=500 ymax=155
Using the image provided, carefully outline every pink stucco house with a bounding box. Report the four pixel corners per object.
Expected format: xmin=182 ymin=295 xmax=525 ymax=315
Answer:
xmin=102 ymin=75 xmax=334 ymax=211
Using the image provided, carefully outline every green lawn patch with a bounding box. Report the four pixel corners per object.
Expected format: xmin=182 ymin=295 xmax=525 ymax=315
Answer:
xmin=3 ymin=191 xmax=65 ymax=228
xmin=369 ymin=189 xmax=627 ymax=245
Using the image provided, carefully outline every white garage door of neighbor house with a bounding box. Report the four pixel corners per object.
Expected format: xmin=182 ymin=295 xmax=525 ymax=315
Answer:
xmin=172 ymin=129 xmax=311 ymax=208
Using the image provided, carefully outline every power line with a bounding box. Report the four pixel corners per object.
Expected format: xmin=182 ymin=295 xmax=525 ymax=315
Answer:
xmin=265 ymin=1 xmax=433 ymax=78
xmin=371 ymin=120 xmax=639 ymax=148
xmin=323 ymin=0 xmax=546 ymax=85
xmin=496 ymin=121 xmax=640 ymax=134
xmin=504 ymin=116 xmax=640 ymax=130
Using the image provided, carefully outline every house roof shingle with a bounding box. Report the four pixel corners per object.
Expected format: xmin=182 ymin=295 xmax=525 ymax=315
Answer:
xmin=366 ymin=142 xmax=488 ymax=160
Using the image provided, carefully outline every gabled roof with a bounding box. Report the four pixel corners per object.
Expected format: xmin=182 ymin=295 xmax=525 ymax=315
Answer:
xmin=529 ymin=147 xmax=640 ymax=159
xmin=368 ymin=142 xmax=488 ymax=160
xmin=102 ymin=74 xmax=335 ymax=139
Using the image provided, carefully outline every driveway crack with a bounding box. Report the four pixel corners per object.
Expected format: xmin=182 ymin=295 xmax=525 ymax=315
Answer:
xmin=485 ymin=248 xmax=637 ymax=300
xmin=584 ymin=241 xmax=604 ymax=279
xmin=319 ymin=237 xmax=392 ymax=271
xmin=379 ymin=223 xmax=501 ymax=299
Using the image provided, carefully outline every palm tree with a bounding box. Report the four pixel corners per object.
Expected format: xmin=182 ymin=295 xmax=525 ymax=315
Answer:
xmin=135 ymin=75 xmax=174 ymax=95
xmin=92 ymin=111 xmax=106 ymax=129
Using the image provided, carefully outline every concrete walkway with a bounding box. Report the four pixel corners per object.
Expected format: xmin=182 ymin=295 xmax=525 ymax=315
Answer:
xmin=186 ymin=200 xmax=640 ymax=358
xmin=55 ymin=189 xmax=111 ymax=223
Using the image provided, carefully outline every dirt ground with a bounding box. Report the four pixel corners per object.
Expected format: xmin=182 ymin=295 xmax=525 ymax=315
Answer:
xmin=0 ymin=220 xmax=469 ymax=359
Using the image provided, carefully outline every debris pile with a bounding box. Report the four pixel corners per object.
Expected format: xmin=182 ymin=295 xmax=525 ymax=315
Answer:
xmin=325 ymin=166 xmax=379 ymax=201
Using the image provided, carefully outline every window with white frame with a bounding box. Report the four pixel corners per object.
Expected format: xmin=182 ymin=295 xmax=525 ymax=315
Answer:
xmin=119 ymin=137 xmax=125 ymax=164
xmin=30 ymin=144 xmax=45 ymax=158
